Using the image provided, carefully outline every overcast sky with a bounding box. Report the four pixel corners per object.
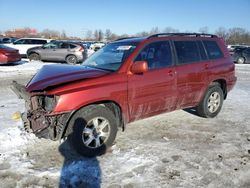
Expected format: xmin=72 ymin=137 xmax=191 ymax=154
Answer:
xmin=0 ymin=0 xmax=250 ymax=37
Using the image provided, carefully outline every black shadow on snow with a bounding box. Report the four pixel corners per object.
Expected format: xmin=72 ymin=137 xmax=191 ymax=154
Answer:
xmin=183 ymin=107 xmax=201 ymax=117
xmin=59 ymin=118 xmax=102 ymax=188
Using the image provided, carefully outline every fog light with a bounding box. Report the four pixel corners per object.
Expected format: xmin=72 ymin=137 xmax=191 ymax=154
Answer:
xmin=12 ymin=111 xmax=21 ymax=121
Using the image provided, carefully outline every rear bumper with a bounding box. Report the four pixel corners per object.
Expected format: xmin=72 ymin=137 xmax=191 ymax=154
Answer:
xmin=0 ymin=54 xmax=21 ymax=64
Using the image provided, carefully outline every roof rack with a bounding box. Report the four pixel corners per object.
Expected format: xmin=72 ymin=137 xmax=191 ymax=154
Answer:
xmin=147 ymin=33 xmax=218 ymax=39
xmin=114 ymin=37 xmax=138 ymax=41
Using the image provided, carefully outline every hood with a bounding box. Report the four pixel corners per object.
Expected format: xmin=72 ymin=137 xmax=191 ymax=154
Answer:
xmin=26 ymin=64 xmax=110 ymax=92
xmin=28 ymin=46 xmax=41 ymax=51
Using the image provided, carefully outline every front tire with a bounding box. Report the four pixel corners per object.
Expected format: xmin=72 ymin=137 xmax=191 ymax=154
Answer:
xmin=196 ymin=83 xmax=224 ymax=118
xmin=67 ymin=105 xmax=118 ymax=157
xmin=28 ymin=53 xmax=40 ymax=61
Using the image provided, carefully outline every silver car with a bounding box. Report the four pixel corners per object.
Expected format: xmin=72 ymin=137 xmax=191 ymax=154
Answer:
xmin=27 ymin=41 xmax=88 ymax=64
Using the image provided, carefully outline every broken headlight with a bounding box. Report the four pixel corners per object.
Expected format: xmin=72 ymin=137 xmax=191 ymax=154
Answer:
xmin=43 ymin=95 xmax=59 ymax=112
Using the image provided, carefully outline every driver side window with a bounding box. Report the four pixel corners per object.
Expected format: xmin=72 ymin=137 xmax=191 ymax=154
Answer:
xmin=135 ymin=41 xmax=172 ymax=70
xmin=14 ymin=39 xmax=25 ymax=44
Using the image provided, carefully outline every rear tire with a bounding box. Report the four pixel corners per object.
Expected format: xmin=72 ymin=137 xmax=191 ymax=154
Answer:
xmin=237 ymin=57 xmax=245 ymax=64
xmin=67 ymin=105 xmax=118 ymax=157
xmin=28 ymin=53 xmax=40 ymax=61
xmin=196 ymin=83 xmax=224 ymax=118
xmin=66 ymin=55 xmax=77 ymax=64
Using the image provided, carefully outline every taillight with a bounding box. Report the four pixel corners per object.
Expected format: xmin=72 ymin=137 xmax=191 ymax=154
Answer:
xmin=79 ymin=47 xmax=84 ymax=52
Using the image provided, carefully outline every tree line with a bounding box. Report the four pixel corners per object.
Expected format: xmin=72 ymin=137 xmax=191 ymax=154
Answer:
xmin=1 ymin=26 xmax=250 ymax=44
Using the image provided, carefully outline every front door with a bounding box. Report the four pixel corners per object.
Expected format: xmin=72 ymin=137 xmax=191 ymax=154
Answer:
xmin=128 ymin=41 xmax=177 ymax=121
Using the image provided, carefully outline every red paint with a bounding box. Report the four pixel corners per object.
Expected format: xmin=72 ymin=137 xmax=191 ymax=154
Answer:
xmin=0 ymin=45 xmax=21 ymax=64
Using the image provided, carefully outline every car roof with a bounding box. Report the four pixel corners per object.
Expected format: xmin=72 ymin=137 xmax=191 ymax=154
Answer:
xmin=112 ymin=37 xmax=146 ymax=43
xmin=17 ymin=38 xmax=51 ymax=41
xmin=113 ymin=33 xmax=218 ymax=44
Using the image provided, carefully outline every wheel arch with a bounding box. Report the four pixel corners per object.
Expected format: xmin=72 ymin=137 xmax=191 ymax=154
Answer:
xmin=27 ymin=51 xmax=39 ymax=57
xmin=210 ymin=79 xmax=227 ymax=99
xmin=61 ymin=100 xmax=124 ymax=139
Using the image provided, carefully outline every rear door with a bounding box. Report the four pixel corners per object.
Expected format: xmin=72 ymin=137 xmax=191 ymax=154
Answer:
xmin=128 ymin=41 xmax=177 ymax=121
xmin=173 ymin=40 xmax=209 ymax=109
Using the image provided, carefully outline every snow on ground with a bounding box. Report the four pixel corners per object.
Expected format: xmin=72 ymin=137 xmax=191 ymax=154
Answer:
xmin=0 ymin=62 xmax=250 ymax=187
xmin=0 ymin=59 xmax=56 ymax=79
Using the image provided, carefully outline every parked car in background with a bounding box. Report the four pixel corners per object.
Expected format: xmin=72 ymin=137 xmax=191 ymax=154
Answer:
xmin=4 ymin=38 xmax=51 ymax=57
xmin=27 ymin=41 xmax=87 ymax=64
xmin=0 ymin=37 xmax=18 ymax=44
xmin=227 ymin=44 xmax=249 ymax=55
xmin=90 ymin=42 xmax=105 ymax=51
xmin=232 ymin=47 xmax=250 ymax=64
xmin=0 ymin=44 xmax=21 ymax=65
xmin=12 ymin=33 xmax=236 ymax=157
xmin=81 ymin=41 xmax=95 ymax=57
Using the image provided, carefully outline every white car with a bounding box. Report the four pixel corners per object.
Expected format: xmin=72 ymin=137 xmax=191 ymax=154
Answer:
xmin=89 ymin=42 xmax=105 ymax=51
xmin=5 ymin=38 xmax=51 ymax=57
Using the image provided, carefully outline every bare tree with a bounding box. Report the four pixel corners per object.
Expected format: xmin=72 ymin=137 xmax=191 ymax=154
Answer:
xmin=94 ymin=30 xmax=99 ymax=41
xmin=98 ymin=29 xmax=104 ymax=41
xmin=105 ymin=29 xmax=112 ymax=41
xmin=215 ymin=27 xmax=228 ymax=41
xmin=163 ymin=27 xmax=179 ymax=33
xmin=199 ymin=26 xmax=209 ymax=33
xmin=61 ymin=30 xmax=67 ymax=39
xmin=150 ymin=27 xmax=159 ymax=34
xmin=85 ymin=30 xmax=93 ymax=40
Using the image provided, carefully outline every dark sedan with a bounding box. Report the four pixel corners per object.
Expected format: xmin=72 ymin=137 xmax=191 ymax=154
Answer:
xmin=0 ymin=44 xmax=21 ymax=65
xmin=232 ymin=47 xmax=250 ymax=64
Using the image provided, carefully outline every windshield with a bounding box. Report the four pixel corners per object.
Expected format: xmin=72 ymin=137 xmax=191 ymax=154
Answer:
xmin=82 ymin=42 xmax=137 ymax=71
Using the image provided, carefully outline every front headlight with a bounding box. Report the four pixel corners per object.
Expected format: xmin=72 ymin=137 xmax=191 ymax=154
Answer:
xmin=44 ymin=95 xmax=59 ymax=112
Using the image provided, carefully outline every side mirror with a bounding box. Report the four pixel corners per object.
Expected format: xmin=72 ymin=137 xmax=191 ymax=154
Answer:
xmin=131 ymin=61 xmax=148 ymax=74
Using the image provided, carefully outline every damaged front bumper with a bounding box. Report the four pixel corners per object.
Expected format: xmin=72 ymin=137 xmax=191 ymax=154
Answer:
xmin=11 ymin=81 xmax=71 ymax=140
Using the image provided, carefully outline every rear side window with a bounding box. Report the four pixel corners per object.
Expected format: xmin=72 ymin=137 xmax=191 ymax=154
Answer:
xmin=70 ymin=44 xmax=77 ymax=49
xmin=174 ymin=41 xmax=200 ymax=64
xmin=203 ymin=41 xmax=223 ymax=59
xmin=59 ymin=43 xmax=70 ymax=49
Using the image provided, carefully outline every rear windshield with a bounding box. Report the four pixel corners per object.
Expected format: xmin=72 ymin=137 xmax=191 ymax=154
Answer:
xmin=82 ymin=42 xmax=138 ymax=71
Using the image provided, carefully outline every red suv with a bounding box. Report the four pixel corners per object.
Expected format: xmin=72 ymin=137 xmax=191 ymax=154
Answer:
xmin=12 ymin=33 xmax=237 ymax=157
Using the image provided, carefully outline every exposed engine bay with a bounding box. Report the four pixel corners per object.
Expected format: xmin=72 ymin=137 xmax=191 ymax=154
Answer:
xmin=11 ymin=81 xmax=70 ymax=140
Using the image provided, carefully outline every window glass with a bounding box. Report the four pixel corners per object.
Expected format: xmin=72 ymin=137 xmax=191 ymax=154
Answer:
xmin=174 ymin=41 xmax=200 ymax=64
xmin=82 ymin=42 xmax=137 ymax=71
xmin=14 ymin=39 xmax=25 ymax=44
xmin=203 ymin=41 xmax=223 ymax=59
xmin=59 ymin=43 xmax=70 ymax=49
xmin=135 ymin=41 xmax=172 ymax=69
xmin=43 ymin=42 xmax=58 ymax=49
xmin=197 ymin=41 xmax=208 ymax=60
xmin=35 ymin=40 xmax=47 ymax=44
xmin=70 ymin=44 xmax=77 ymax=49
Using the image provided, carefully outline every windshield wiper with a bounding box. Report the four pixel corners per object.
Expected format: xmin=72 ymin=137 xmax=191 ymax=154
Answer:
xmin=83 ymin=65 xmax=114 ymax=72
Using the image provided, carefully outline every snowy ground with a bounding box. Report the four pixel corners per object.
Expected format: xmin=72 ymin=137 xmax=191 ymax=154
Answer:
xmin=0 ymin=60 xmax=250 ymax=188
